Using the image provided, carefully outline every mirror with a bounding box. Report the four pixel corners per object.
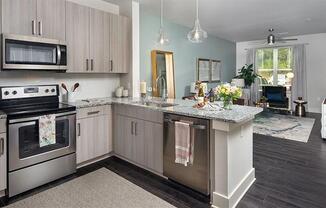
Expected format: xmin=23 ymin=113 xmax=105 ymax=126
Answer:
xmin=151 ymin=50 xmax=175 ymax=99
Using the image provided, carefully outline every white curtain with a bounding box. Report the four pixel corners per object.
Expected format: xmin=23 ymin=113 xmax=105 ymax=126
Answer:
xmin=246 ymin=48 xmax=260 ymax=104
xmin=292 ymin=45 xmax=307 ymax=109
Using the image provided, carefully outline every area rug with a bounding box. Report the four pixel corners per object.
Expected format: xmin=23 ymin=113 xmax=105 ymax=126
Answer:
xmin=6 ymin=168 xmax=175 ymax=208
xmin=253 ymin=112 xmax=315 ymax=143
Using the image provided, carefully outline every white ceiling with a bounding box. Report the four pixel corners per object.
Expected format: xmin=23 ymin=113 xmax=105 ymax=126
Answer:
xmin=140 ymin=0 xmax=326 ymax=42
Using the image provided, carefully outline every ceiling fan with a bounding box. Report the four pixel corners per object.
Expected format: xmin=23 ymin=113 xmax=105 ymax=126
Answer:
xmin=250 ymin=28 xmax=298 ymax=46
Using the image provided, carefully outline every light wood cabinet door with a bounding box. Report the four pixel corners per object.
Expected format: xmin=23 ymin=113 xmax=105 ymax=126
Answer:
xmin=93 ymin=115 xmax=110 ymax=158
xmin=144 ymin=121 xmax=163 ymax=174
xmin=109 ymin=13 xmax=119 ymax=73
xmin=66 ymin=2 xmax=90 ymax=73
xmin=118 ymin=16 xmax=131 ymax=74
xmin=36 ymin=0 xmax=66 ymax=40
xmin=90 ymin=8 xmax=105 ymax=73
xmin=2 ymin=0 xmax=37 ymax=36
xmin=114 ymin=115 xmax=135 ymax=161
xmin=0 ymin=133 xmax=6 ymax=192
xmin=77 ymin=114 xmax=111 ymax=164
xmin=132 ymin=119 xmax=145 ymax=166
xmin=76 ymin=118 xmax=94 ymax=164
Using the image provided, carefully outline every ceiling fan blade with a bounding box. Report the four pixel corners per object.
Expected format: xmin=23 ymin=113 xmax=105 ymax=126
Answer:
xmin=277 ymin=38 xmax=298 ymax=41
xmin=248 ymin=40 xmax=266 ymax=45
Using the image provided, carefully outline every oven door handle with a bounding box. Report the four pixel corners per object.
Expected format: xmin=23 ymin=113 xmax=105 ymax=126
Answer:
xmin=9 ymin=111 xmax=76 ymax=124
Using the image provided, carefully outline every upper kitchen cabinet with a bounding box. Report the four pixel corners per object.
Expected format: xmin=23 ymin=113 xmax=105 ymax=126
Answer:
xmin=66 ymin=1 xmax=90 ymax=73
xmin=1 ymin=0 xmax=66 ymax=40
xmin=117 ymin=16 xmax=131 ymax=74
xmin=36 ymin=0 xmax=66 ymax=40
xmin=66 ymin=1 xmax=131 ymax=74
xmin=109 ymin=15 xmax=131 ymax=73
xmin=1 ymin=0 xmax=37 ymax=36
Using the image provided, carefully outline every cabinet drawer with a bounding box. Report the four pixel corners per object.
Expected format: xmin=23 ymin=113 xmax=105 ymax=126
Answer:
xmin=0 ymin=120 xmax=6 ymax=133
xmin=77 ymin=105 xmax=111 ymax=119
xmin=114 ymin=104 xmax=163 ymax=124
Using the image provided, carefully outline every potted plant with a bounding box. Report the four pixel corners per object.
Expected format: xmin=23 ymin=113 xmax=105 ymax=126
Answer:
xmin=235 ymin=64 xmax=259 ymax=87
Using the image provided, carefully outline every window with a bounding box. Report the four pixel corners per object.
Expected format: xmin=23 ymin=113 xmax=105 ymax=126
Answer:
xmin=256 ymin=47 xmax=293 ymax=86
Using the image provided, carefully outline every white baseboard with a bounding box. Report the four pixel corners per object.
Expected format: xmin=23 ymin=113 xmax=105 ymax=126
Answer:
xmin=212 ymin=168 xmax=255 ymax=208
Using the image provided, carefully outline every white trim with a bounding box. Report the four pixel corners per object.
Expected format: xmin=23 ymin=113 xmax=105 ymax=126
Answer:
xmin=67 ymin=0 xmax=119 ymax=14
xmin=212 ymin=168 xmax=255 ymax=208
xmin=132 ymin=0 xmax=140 ymax=97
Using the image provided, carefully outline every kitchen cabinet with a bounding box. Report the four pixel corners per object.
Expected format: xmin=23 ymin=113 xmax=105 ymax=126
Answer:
xmin=109 ymin=15 xmax=131 ymax=73
xmin=0 ymin=119 xmax=7 ymax=194
xmin=114 ymin=105 xmax=163 ymax=174
xmin=66 ymin=2 xmax=90 ymax=73
xmin=2 ymin=0 xmax=66 ymax=40
xmin=66 ymin=1 xmax=130 ymax=73
xmin=76 ymin=105 xmax=112 ymax=164
xmin=117 ymin=16 xmax=131 ymax=73
xmin=36 ymin=0 xmax=66 ymax=40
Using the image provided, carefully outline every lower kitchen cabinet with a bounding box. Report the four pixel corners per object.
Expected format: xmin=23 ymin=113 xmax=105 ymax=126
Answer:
xmin=0 ymin=119 xmax=7 ymax=194
xmin=76 ymin=105 xmax=112 ymax=164
xmin=114 ymin=106 xmax=163 ymax=174
xmin=0 ymin=133 xmax=6 ymax=193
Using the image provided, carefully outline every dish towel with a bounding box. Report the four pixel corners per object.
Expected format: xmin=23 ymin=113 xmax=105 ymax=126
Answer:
xmin=39 ymin=114 xmax=56 ymax=147
xmin=175 ymin=120 xmax=194 ymax=166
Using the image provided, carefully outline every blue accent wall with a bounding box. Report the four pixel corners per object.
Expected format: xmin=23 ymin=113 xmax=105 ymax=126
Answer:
xmin=140 ymin=8 xmax=236 ymax=98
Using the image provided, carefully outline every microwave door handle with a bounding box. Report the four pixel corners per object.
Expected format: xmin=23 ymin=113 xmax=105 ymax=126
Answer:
xmin=57 ymin=45 xmax=62 ymax=65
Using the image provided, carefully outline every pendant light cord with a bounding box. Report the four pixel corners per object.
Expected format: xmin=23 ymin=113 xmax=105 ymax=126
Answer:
xmin=196 ymin=0 xmax=199 ymax=21
xmin=160 ymin=0 xmax=163 ymax=28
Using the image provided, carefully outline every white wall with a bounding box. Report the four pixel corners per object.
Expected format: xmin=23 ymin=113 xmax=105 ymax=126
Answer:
xmin=0 ymin=71 xmax=120 ymax=101
xmin=236 ymin=33 xmax=326 ymax=113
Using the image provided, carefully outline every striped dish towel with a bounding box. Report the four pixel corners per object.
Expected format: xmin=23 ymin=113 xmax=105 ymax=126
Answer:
xmin=175 ymin=121 xmax=193 ymax=166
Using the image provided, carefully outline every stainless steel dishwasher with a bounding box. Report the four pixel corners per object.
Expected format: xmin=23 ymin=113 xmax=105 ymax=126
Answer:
xmin=163 ymin=113 xmax=210 ymax=195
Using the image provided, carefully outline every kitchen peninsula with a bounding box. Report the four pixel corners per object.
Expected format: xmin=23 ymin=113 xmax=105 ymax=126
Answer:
xmin=70 ymin=97 xmax=263 ymax=208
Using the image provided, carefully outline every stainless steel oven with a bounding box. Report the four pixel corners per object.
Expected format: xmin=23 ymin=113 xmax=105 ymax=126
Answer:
xmin=8 ymin=112 xmax=76 ymax=172
xmin=0 ymin=84 xmax=76 ymax=197
xmin=2 ymin=34 xmax=67 ymax=71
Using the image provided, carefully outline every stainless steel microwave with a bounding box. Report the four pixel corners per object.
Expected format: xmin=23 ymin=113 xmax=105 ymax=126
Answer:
xmin=2 ymin=34 xmax=67 ymax=71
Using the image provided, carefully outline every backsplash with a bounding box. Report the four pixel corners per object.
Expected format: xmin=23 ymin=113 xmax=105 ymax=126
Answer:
xmin=0 ymin=71 xmax=121 ymax=101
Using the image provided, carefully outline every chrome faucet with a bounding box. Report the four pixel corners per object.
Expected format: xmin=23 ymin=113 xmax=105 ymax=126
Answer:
xmin=155 ymin=75 xmax=168 ymax=101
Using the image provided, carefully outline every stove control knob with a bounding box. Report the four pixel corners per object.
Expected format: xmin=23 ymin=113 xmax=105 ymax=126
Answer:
xmin=45 ymin=89 xmax=49 ymax=93
xmin=51 ymin=88 xmax=55 ymax=93
xmin=12 ymin=90 xmax=17 ymax=95
xmin=4 ymin=91 xmax=9 ymax=96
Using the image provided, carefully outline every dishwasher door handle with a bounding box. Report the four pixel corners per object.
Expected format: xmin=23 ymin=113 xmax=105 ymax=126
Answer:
xmin=164 ymin=119 xmax=206 ymax=130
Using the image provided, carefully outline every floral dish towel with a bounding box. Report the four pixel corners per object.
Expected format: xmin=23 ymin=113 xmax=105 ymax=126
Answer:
xmin=39 ymin=114 xmax=56 ymax=147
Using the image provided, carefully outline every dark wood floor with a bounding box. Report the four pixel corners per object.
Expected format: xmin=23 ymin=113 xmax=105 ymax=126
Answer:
xmin=1 ymin=113 xmax=325 ymax=208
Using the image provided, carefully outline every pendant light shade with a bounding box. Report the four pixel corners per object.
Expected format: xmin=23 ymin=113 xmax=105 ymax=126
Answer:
xmin=188 ymin=0 xmax=207 ymax=43
xmin=157 ymin=0 xmax=169 ymax=45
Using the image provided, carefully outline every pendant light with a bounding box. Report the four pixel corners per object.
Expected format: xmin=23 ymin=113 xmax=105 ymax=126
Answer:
xmin=187 ymin=0 xmax=207 ymax=43
xmin=157 ymin=0 xmax=169 ymax=45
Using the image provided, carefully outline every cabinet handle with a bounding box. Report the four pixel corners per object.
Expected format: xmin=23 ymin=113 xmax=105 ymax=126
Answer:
xmin=38 ymin=21 xmax=43 ymax=36
xmin=135 ymin=122 xmax=137 ymax=136
xmin=131 ymin=121 xmax=134 ymax=135
xmin=91 ymin=59 xmax=94 ymax=71
xmin=110 ymin=60 xmax=113 ymax=72
xmin=77 ymin=123 xmax=81 ymax=136
xmin=0 ymin=138 xmax=4 ymax=155
xmin=86 ymin=59 xmax=89 ymax=71
xmin=32 ymin=20 xmax=36 ymax=35
xmin=87 ymin=111 xmax=100 ymax=115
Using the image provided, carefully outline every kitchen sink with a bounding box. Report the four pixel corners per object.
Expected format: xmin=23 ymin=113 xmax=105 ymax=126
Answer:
xmin=132 ymin=101 xmax=178 ymax=108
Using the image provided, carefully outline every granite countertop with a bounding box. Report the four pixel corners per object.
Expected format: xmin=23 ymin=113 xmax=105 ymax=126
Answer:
xmin=67 ymin=97 xmax=263 ymax=123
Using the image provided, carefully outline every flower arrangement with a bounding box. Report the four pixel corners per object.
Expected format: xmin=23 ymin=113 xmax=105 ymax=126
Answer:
xmin=216 ymin=83 xmax=242 ymax=109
